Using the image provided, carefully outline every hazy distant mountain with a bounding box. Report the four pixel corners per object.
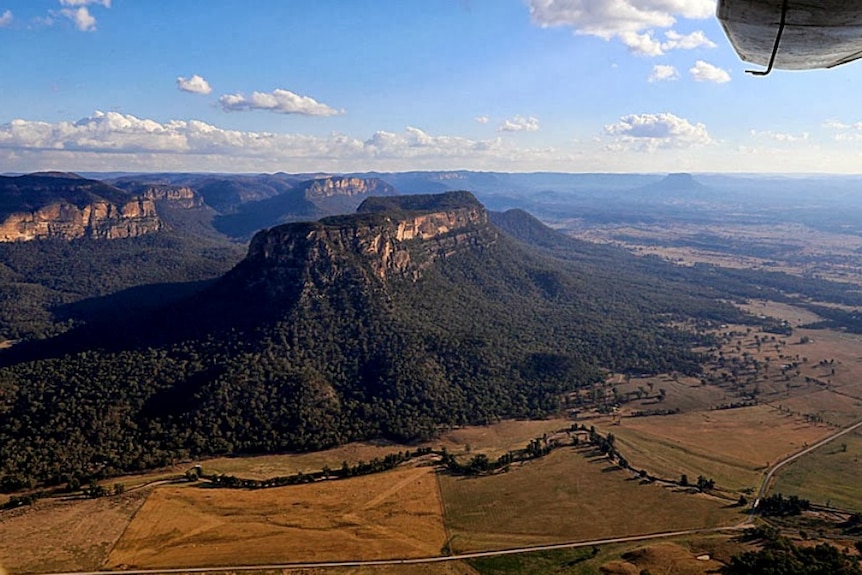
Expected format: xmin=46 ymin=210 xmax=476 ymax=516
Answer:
xmin=633 ymin=173 xmax=717 ymax=203
xmin=212 ymin=176 xmax=398 ymax=239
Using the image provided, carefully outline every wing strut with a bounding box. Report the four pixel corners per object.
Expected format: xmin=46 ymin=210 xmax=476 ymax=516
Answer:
xmin=747 ymin=0 xmax=790 ymax=76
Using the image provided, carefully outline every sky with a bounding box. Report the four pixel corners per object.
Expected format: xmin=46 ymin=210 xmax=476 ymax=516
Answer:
xmin=1 ymin=0 xmax=862 ymax=174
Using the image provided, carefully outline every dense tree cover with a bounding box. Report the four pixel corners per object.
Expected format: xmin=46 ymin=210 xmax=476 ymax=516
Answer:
xmin=0 ymin=232 xmax=245 ymax=340
xmin=757 ymin=493 xmax=811 ymax=517
xmin=722 ymin=529 xmax=861 ymax=575
xmin=0 ymin=200 xmax=747 ymax=488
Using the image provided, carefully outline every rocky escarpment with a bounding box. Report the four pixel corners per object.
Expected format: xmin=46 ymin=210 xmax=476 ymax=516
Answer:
xmin=0 ymin=198 xmax=161 ymax=242
xmin=300 ymin=176 xmax=396 ymax=200
xmin=230 ymin=191 xmax=496 ymax=302
xmin=124 ymin=184 xmax=203 ymax=209
xmin=0 ymin=173 xmax=163 ymax=242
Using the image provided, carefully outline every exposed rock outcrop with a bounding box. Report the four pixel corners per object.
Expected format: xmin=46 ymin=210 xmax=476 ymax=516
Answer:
xmin=228 ymin=191 xmax=496 ymax=303
xmin=0 ymin=173 xmax=163 ymax=242
xmin=301 ymin=176 xmax=396 ymax=200
xmin=0 ymin=198 xmax=161 ymax=241
xmin=135 ymin=185 xmax=203 ymax=209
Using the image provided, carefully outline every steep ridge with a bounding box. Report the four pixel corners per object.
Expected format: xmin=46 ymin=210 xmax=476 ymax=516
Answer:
xmin=0 ymin=173 xmax=162 ymax=242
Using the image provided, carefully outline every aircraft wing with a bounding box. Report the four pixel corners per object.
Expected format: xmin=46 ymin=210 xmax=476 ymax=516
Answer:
xmin=718 ymin=0 xmax=862 ymax=71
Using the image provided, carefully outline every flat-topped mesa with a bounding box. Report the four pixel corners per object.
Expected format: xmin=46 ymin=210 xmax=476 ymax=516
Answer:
xmin=301 ymin=176 xmax=396 ymax=199
xmin=129 ymin=184 xmax=203 ymax=209
xmin=0 ymin=173 xmax=163 ymax=242
xmin=0 ymin=198 xmax=161 ymax=242
xmin=242 ymin=191 xmax=495 ymax=290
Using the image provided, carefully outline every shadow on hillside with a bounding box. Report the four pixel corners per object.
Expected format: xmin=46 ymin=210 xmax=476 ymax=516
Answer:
xmin=0 ymin=278 xmax=231 ymax=367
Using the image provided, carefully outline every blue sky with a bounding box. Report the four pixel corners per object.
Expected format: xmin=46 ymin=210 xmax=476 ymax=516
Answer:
xmin=1 ymin=0 xmax=862 ymax=173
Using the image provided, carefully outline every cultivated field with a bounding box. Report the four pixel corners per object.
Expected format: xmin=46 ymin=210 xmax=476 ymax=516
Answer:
xmin=0 ymin=490 xmax=149 ymax=574
xmin=438 ymin=446 xmax=740 ymax=553
xmin=107 ymin=466 xmax=447 ymax=569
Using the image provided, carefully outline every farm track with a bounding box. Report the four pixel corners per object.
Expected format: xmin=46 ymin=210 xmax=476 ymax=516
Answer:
xmin=38 ymin=525 xmax=746 ymax=575
xmin=753 ymin=417 xmax=862 ymax=510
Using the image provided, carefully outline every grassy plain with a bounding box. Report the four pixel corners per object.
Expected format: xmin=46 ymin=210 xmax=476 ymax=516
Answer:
xmin=567 ymin=222 xmax=862 ymax=283
xmin=0 ymin=490 xmax=148 ymax=575
xmin=772 ymin=428 xmax=862 ymax=511
xmin=463 ymin=536 xmax=744 ymax=575
xmin=600 ymin=406 xmax=830 ymax=492
xmin=438 ymin=446 xmax=740 ymax=553
xmin=107 ymin=466 xmax=447 ymax=569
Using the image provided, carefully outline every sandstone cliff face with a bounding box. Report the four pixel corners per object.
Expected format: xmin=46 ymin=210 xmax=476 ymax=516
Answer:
xmin=138 ymin=185 xmax=203 ymax=209
xmin=0 ymin=198 xmax=162 ymax=242
xmin=237 ymin=193 xmax=496 ymax=302
xmin=302 ymin=176 xmax=396 ymax=200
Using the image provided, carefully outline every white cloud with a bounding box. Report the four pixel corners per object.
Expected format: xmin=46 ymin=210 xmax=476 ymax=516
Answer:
xmin=823 ymin=119 xmax=862 ymax=142
xmin=528 ymin=0 xmax=715 ymax=56
xmin=604 ymin=112 xmax=712 ymax=151
xmin=218 ymin=88 xmax=342 ymax=116
xmin=648 ymin=64 xmax=679 ymax=82
xmin=499 ymin=115 xmax=540 ymax=132
xmin=177 ymin=74 xmax=213 ymax=95
xmin=60 ymin=6 xmax=96 ymax=31
xmin=51 ymin=1 xmax=110 ymax=32
xmin=749 ymin=129 xmax=809 ymax=143
xmin=0 ymin=10 xmax=12 ymax=27
xmin=663 ymin=30 xmax=715 ymax=50
xmin=59 ymin=0 xmax=111 ymax=6
xmin=690 ymin=60 xmax=731 ymax=83
xmin=475 ymin=115 xmax=490 ymax=124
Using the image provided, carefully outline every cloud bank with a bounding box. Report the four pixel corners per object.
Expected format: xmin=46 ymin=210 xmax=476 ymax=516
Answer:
xmin=0 ymin=111 xmax=539 ymax=171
